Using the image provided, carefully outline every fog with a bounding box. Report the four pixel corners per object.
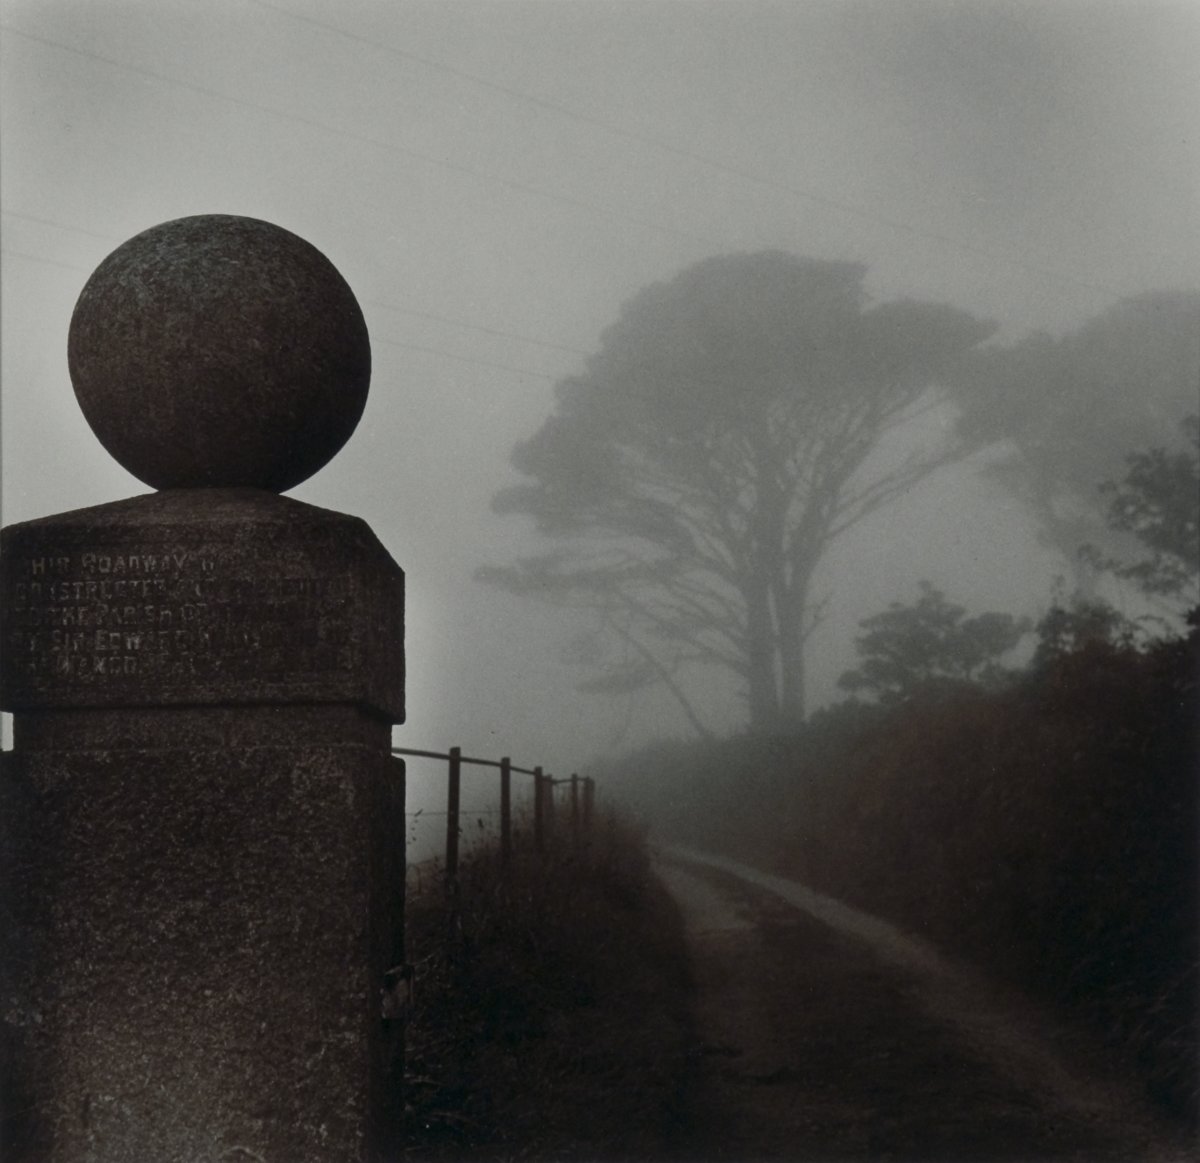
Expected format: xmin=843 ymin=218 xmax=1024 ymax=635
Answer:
xmin=2 ymin=1 xmax=1197 ymax=849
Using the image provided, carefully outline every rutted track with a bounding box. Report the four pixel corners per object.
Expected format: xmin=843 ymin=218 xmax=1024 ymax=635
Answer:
xmin=658 ymin=846 xmax=1191 ymax=1162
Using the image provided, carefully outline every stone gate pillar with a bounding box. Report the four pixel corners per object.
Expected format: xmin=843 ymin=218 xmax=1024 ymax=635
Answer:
xmin=0 ymin=216 xmax=406 ymax=1161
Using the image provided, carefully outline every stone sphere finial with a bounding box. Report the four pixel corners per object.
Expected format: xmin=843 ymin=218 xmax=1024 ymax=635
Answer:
xmin=67 ymin=214 xmax=371 ymax=492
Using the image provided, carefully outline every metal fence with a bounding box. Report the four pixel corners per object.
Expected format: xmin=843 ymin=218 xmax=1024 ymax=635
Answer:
xmin=392 ymin=746 xmax=595 ymax=883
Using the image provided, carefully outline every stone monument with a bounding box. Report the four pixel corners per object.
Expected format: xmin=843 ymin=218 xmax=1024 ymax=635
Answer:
xmin=0 ymin=215 xmax=407 ymax=1161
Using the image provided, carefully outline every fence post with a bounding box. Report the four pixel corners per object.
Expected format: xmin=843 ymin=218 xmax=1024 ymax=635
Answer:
xmin=499 ymin=756 xmax=512 ymax=867
xmin=534 ymin=765 xmax=546 ymax=853
xmin=570 ymin=773 xmax=580 ymax=842
xmin=446 ymin=746 xmax=461 ymax=886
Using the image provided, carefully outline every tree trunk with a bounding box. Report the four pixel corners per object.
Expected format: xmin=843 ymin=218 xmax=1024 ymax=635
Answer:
xmin=776 ymin=579 xmax=808 ymax=726
xmin=747 ymin=657 xmax=781 ymax=732
xmin=747 ymin=441 xmax=789 ymax=733
xmin=745 ymin=578 xmax=781 ymax=732
xmin=779 ymin=638 xmax=806 ymax=725
xmin=744 ymin=568 xmax=782 ymax=724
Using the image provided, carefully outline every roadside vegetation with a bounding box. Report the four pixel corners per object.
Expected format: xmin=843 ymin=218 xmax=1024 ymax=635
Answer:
xmin=402 ymin=814 xmax=698 ymax=1160
xmin=603 ymin=609 xmax=1197 ymax=1127
xmin=596 ymin=416 xmax=1199 ymax=1130
xmin=465 ymin=269 xmax=1198 ymax=1143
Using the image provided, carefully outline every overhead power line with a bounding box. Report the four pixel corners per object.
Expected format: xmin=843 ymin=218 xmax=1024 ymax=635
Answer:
xmin=1 ymin=211 xmax=120 ymax=243
xmin=0 ymin=24 xmax=724 ymax=253
xmin=373 ymin=302 xmax=592 ymax=358
xmin=247 ymin=0 xmax=1128 ymax=301
xmin=5 ymin=19 xmax=1130 ymax=301
xmin=1 ymin=245 xmax=566 ymax=385
xmin=1 ymin=213 xmax=587 ymax=378
xmin=0 ymin=247 xmax=92 ymax=274
xmin=372 ymin=336 xmax=559 ymax=381
xmin=1 ymin=239 xmax=563 ymax=383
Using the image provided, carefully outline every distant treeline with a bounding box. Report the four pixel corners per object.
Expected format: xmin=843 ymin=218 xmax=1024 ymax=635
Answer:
xmin=598 ymin=611 xmax=1199 ymax=1126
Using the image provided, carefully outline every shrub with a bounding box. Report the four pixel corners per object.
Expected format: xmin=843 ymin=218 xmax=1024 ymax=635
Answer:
xmin=402 ymin=813 xmax=698 ymax=1160
xmin=600 ymin=624 xmax=1199 ymax=1127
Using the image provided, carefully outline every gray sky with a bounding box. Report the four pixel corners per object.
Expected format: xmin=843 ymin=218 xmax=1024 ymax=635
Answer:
xmin=2 ymin=1 xmax=1198 ymax=830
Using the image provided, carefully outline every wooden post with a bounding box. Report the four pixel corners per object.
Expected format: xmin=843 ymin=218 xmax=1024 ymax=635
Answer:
xmin=446 ymin=746 xmax=461 ymax=885
xmin=534 ymin=765 xmax=545 ymax=853
xmin=570 ymin=773 xmax=580 ymax=841
xmin=500 ymin=755 xmax=512 ymax=867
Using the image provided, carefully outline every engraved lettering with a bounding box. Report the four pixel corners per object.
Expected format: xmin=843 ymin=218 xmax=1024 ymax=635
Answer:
xmin=6 ymin=546 xmax=354 ymax=689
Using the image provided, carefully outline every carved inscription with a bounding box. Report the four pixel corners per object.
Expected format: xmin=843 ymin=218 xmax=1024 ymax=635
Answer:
xmin=6 ymin=549 xmax=354 ymax=686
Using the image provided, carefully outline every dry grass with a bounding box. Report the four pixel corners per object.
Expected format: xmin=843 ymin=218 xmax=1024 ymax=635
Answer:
xmin=401 ymin=813 xmax=699 ymax=1161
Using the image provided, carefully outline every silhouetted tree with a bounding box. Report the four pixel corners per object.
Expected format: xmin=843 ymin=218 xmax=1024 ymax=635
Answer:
xmin=1093 ymin=414 xmax=1199 ymax=605
xmin=1030 ymin=593 xmax=1134 ymax=670
xmin=955 ymin=290 xmax=1200 ymax=591
xmin=837 ymin=581 xmax=1028 ymax=704
xmin=479 ymin=253 xmax=993 ymax=731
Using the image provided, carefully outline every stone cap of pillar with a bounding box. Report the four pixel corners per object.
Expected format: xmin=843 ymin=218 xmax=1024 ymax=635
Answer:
xmin=0 ymin=215 xmax=404 ymax=722
xmin=68 ymin=214 xmax=371 ymax=492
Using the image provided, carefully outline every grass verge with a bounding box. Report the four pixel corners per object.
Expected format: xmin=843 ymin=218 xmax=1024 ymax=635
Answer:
xmin=402 ymin=814 xmax=698 ymax=1161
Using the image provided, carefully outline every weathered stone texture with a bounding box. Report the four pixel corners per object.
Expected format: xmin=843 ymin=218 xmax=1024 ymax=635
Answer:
xmin=0 ymin=489 xmax=404 ymax=720
xmin=0 ymin=496 xmax=408 ymax=1160
xmin=67 ymin=215 xmax=370 ymax=492
xmin=1 ymin=214 xmax=406 ymax=1161
xmin=2 ymin=719 xmax=405 ymax=1161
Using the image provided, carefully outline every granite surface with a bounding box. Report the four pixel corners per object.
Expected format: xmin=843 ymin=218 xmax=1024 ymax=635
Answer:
xmin=2 ymin=214 xmax=407 ymax=1161
xmin=0 ymin=489 xmax=404 ymax=721
xmin=67 ymin=215 xmax=370 ymax=492
xmin=2 ymin=731 xmax=406 ymax=1161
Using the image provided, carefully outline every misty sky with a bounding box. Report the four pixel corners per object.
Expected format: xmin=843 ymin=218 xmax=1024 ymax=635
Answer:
xmin=2 ymin=1 xmax=1198 ymax=833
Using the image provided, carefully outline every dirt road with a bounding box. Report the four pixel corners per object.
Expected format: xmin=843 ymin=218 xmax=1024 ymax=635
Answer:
xmin=658 ymin=847 xmax=1193 ymax=1162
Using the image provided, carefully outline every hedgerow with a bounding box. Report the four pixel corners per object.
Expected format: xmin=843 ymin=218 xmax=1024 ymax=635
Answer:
xmin=600 ymin=619 xmax=1198 ymax=1126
